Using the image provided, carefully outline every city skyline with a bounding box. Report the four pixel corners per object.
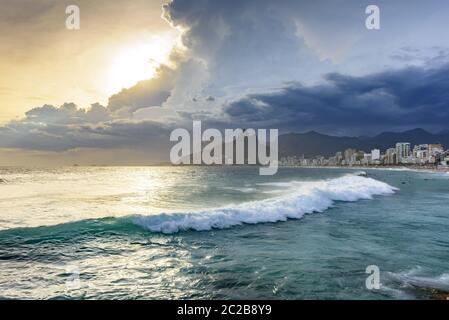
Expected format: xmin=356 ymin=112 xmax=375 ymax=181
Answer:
xmin=280 ymin=140 xmax=449 ymax=168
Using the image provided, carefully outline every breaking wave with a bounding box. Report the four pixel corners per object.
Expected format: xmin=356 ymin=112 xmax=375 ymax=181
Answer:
xmin=386 ymin=268 xmax=449 ymax=293
xmin=132 ymin=174 xmax=397 ymax=234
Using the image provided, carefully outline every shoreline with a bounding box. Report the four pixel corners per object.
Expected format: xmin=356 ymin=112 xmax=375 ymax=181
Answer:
xmin=279 ymin=164 xmax=449 ymax=174
xmin=2 ymin=164 xmax=449 ymax=175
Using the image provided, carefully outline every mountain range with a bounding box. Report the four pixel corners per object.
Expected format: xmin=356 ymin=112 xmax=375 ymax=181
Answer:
xmin=278 ymin=128 xmax=449 ymax=158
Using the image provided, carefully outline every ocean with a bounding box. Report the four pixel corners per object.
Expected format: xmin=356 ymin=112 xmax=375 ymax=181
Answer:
xmin=0 ymin=166 xmax=448 ymax=299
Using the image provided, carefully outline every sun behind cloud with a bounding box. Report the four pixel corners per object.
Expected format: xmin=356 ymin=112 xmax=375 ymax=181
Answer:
xmin=106 ymin=33 xmax=178 ymax=95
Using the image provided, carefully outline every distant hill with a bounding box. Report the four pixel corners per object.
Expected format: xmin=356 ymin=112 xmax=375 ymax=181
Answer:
xmin=279 ymin=128 xmax=449 ymax=158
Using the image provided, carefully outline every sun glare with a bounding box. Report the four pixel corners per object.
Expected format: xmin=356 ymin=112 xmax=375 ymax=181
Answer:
xmin=106 ymin=34 xmax=176 ymax=95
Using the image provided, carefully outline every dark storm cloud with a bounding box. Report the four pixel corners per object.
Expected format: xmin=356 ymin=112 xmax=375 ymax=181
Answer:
xmin=162 ymin=0 xmax=449 ymax=92
xmin=24 ymin=102 xmax=111 ymax=124
xmin=223 ymin=64 xmax=449 ymax=135
xmin=2 ymin=62 xmax=449 ymax=152
xmin=0 ymin=117 xmax=174 ymax=151
xmin=162 ymin=0 xmax=338 ymax=94
xmin=107 ymin=65 xmax=175 ymax=112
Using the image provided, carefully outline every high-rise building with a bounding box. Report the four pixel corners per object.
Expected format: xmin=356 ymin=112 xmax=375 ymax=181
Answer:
xmin=428 ymin=144 xmax=444 ymax=155
xmin=363 ymin=153 xmax=372 ymax=165
xmin=395 ymin=142 xmax=411 ymax=163
xmin=371 ymin=149 xmax=380 ymax=161
xmin=333 ymin=152 xmax=343 ymax=165
xmin=385 ymin=148 xmax=397 ymax=165
xmin=428 ymin=144 xmax=444 ymax=164
xmin=413 ymin=144 xmax=428 ymax=163
xmin=344 ymin=149 xmax=356 ymax=162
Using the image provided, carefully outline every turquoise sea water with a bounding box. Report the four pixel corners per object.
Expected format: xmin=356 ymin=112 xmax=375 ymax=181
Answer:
xmin=0 ymin=166 xmax=448 ymax=299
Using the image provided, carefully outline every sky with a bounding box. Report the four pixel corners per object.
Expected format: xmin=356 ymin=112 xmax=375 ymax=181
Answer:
xmin=1 ymin=0 xmax=449 ymax=165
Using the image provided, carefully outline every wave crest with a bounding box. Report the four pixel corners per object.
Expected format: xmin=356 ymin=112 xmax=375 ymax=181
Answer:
xmin=132 ymin=175 xmax=397 ymax=234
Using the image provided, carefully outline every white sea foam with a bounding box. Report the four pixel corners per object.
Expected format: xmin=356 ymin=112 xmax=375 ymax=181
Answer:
xmin=366 ymin=167 xmax=412 ymax=171
xmin=132 ymin=174 xmax=397 ymax=234
xmin=386 ymin=269 xmax=449 ymax=292
xmin=222 ymin=186 xmax=257 ymax=193
xmin=257 ymin=181 xmax=295 ymax=188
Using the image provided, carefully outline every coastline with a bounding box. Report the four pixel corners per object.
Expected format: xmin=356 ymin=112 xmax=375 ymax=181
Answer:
xmin=278 ymin=164 xmax=449 ymax=174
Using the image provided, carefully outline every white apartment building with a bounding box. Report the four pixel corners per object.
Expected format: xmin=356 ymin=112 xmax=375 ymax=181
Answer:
xmin=371 ymin=149 xmax=380 ymax=161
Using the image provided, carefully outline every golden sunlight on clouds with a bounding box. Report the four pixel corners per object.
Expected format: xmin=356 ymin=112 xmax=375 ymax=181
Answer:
xmin=106 ymin=33 xmax=178 ymax=96
xmin=0 ymin=0 xmax=177 ymax=123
